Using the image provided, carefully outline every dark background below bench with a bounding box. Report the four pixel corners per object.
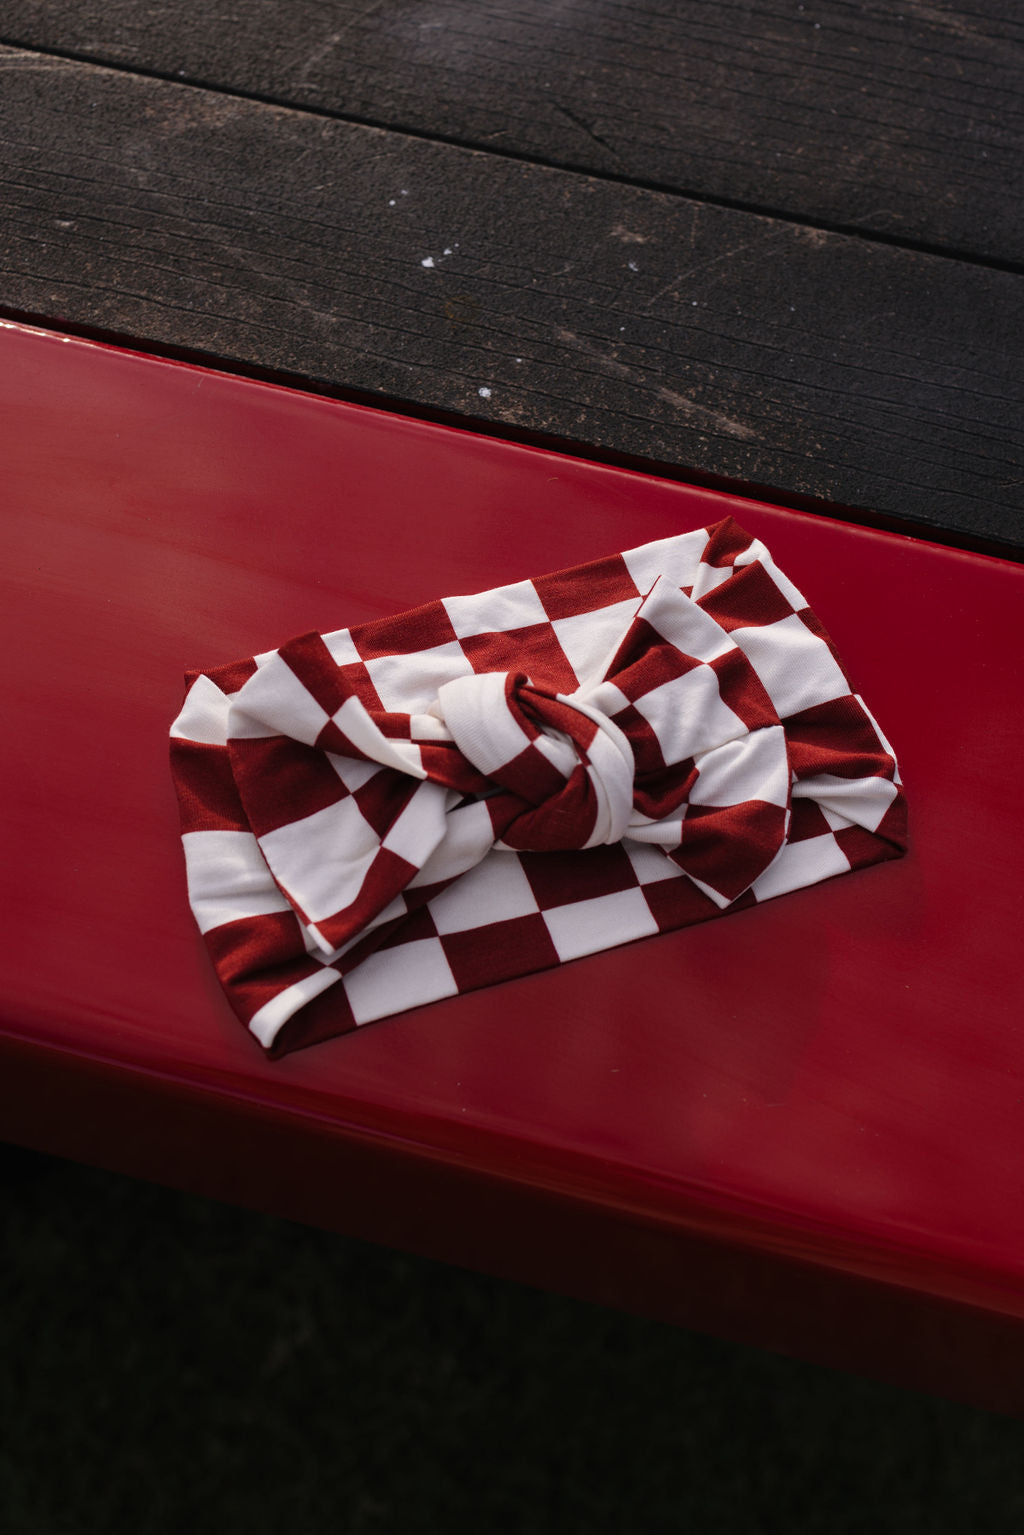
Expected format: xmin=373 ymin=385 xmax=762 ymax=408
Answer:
xmin=5 ymin=1144 xmax=1024 ymax=1535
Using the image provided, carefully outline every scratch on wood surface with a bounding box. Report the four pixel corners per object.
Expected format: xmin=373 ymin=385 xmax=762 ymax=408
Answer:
xmin=296 ymin=1 xmax=387 ymax=84
xmin=645 ymin=227 xmax=789 ymax=308
xmin=297 ymin=32 xmax=346 ymax=84
xmin=553 ymin=104 xmax=618 ymax=158
xmin=903 ymin=2 xmax=1010 ymax=49
xmin=556 ymin=327 xmax=754 ymax=440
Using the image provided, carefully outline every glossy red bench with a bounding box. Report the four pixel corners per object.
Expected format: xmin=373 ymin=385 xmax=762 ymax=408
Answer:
xmin=3 ymin=320 xmax=1022 ymax=1413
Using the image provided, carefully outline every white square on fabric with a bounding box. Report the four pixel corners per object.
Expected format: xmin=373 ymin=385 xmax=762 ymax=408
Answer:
xmin=228 ymin=650 xmax=332 ymax=744
xmin=330 ymin=694 xmax=425 ymax=777
xmin=543 ymin=887 xmax=659 ymax=962
xmin=689 ymin=559 xmax=738 ymax=602
xmin=409 ymin=798 xmax=498 ymax=888
xmin=430 ymin=851 xmax=541 ymax=934
xmin=259 ymin=794 xmax=379 ymax=922
xmin=751 ymin=834 xmax=850 ymax=901
xmin=688 ymin=725 xmax=790 ymax=809
xmin=576 ymin=679 xmax=631 ymax=719
xmin=638 ymin=579 xmax=733 ymax=662
xmin=344 ymin=937 xmax=459 ymax=1025
xmin=634 ymin=664 xmax=747 ymax=763
xmin=366 ymin=640 xmax=475 ymax=712
xmin=182 ymin=828 xmax=292 ymax=934
xmin=170 ymin=671 xmax=231 ymax=746
xmin=732 ymin=613 xmax=850 ymax=719
xmin=409 ymin=712 xmax=452 ymax=742
xmin=622 ymin=529 xmax=707 ymax=596
xmin=793 ymin=773 xmax=898 ymax=833
xmin=327 ymin=755 xmax=381 ymax=793
xmin=381 ymin=782 xmax=451 ymax=866
xmin=552 ymin=598 xmax=641 ymax=685
xmin=323 ymin=629 xmax=362 ymax=666
xmin=624 ymin=841 xmax=686 ymax=885
xmin=443 ymin=579 xmax=549 ymax=638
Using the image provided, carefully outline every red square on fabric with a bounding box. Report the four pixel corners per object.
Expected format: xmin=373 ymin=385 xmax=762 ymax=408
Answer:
xmin=335 ymin=661 xmax=386 ymax=713
xmin=876 ymin=796 xmax=908 ymax=848
xmin=375 ymin=711 xmax=422 ymax=740
xmin=278 ymin=631 xmax=352 ymax=715
xmin=352 ymin=600 xmax=459 ymax=660
xmin=492 ymin=744 xmax=570 ymax=805
xmin=699 ymin=561 xmax=796 ymax=633
xmin=230 ymin=735 xmax=350 ymax=836
xmin=533 ymin=555 xmax=638 ymax=620
xmin=460 ymin=623 xmax=577 ymax=693
xmin=612 ymin=623 xmax=703 ymax=700
xmin=701 ymin=520 xmax=755 ymax=568
xmin=606 ymin=614 xmax=664 ymax=679
xmin=785 ymin=696 xmax=892 ymax=781
xmin=674 ymin=802 xmax=789 ymax=902
xmin=353 ymin=772 xmax=419 ymax=839
xmin=710 ymin=648 xmax=778 ymax=731
xmin=788 ymin=799 xmax=834 ymax=843
xmin=835 ymin=822 xmax=904 ymax=870
xmin=639 ymin=875 xmax=722 ymax=933
xmin=375 ymin=902 xmax=440 ymax=948
xmin=203 ymin=910 xmax=318 ymax=1022
xmin=200 ymin=656 xmax=258 ymax=696
xmin=317 ymin=717 xmax=373 ymax=761
xmin=415 ymin=741 xmax=490 ymax=792
xmin=633 ymin=759 xmax=697 ymax=822
xmin=520 ymin=843 xmax=640 ymax=910
xmin=171 ymin=739 xmax=247 ymax=834
xmin=612 ymin=702 xmax=668 ymax=779
xmin=441 ymin=912 xmax=560 ymax=991
xmin=203 ymin=909 xmax=303 ymax=992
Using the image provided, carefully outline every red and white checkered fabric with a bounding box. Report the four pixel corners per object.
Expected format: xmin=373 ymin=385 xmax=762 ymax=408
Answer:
xmin=170 ymin=518 xmax=906 ymax=1057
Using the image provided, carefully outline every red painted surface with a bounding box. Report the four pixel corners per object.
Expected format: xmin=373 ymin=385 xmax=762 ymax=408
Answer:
xmin=3 ymin=321 xmax=1023 ymax=1408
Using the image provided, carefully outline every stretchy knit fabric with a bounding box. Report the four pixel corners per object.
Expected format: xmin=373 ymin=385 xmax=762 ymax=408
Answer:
xmin=170 ymin=518 xmax=906 ymax=1057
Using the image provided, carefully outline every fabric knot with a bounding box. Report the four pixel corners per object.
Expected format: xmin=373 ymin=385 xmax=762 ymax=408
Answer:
xmin=437 ymin=670 xmax=635 ymax=851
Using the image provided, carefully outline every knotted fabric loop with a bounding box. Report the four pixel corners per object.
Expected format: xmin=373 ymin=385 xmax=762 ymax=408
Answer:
xmin=170 ymin=517 xmax=907 ymax=1057
xmin=437 ymin=670 xmax=635 ymax=850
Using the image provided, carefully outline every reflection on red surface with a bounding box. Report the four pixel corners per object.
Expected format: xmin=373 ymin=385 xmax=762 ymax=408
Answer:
xmin=3 ymin=321 xmax=1023 ymax=1410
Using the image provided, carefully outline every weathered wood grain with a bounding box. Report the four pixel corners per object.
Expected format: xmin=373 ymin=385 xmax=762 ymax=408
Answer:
xmin=2 ymin=0 xmax=1022 ymax=265
xmin=2 ymin=51 xmax=1021 ymax=544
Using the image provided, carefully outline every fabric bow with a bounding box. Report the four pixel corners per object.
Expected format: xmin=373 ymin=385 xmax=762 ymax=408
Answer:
xmin=171 ymin=518 xmax=906 ymax=1055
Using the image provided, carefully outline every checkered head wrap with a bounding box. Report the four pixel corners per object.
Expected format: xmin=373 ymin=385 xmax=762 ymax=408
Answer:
xmin=170 ymin=518 xmax=906 ymax=1057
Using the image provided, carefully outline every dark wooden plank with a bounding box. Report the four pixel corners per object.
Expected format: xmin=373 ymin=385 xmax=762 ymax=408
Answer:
xmin=2 ymin=50 xmax=1022 ymax=546
xmin=2 ymin=1 xmax=1023 ymax=265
